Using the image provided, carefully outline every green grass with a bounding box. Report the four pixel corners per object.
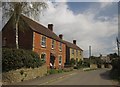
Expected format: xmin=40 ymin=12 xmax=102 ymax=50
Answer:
xmin=83 ymin=68 xmax=97 ymax=71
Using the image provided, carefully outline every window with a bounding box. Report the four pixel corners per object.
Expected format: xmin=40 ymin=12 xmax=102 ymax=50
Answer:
xmin=41 ymin=53 xmax=46 ymax=62
xmin=59 ymin=42 xmax=62 ymax=51
xmin=76 ymin=50 xmax=78 ymax=56
xmin=41 ymin=36 xmax=46 ymax=47
xmin=58 ymin=55 xmax=62 ymax=65
xmin=51 ymin=39 xmax=55 ymax=49
xmin=72 ymin=49 xmax=74 ymax=54
xmin=80 ymin=51 xmax=81 ymax=55
xmin=3 ymin=37 xmax=7 ymax=46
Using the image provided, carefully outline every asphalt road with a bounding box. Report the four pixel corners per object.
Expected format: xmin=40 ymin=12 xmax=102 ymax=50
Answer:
xmin=44 ymin=69 xmax=118 ymax=85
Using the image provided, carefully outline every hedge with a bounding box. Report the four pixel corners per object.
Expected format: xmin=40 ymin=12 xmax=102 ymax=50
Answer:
xmin=2 ymin=48 xmax=43 ymax=72
xmin=110 ymin=58 xmax=120 ymax=81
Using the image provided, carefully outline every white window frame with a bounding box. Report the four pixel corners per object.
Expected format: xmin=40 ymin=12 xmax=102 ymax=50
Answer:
xmin=41 ymin=52 xmax=46 ymax=62
xmin=58 ymin=55 xmax=62 ymax=65
xmin=72 ymin=49 xmax=74 ymax=54
xmin=51 ymin=39 xmax=55 ymax=49
xmin=41 ymin=36 xmax=46 ymax=47
xmin=59 ymin=42 xmax=62 ymax=51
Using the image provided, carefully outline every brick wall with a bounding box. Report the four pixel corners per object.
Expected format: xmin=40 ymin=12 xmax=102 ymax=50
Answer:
xmin=33 ymin=32 xmax=66 ymax=69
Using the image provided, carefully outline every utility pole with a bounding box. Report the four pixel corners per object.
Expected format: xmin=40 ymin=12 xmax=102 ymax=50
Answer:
xmin=89 ymin=45 xmax=92 ymax=67
xmin=89 ymin=46 xmax=92 ymax=58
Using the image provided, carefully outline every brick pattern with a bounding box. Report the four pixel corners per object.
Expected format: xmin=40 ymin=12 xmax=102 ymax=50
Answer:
xmin=33 ymin=32 xmax=66 ymax=69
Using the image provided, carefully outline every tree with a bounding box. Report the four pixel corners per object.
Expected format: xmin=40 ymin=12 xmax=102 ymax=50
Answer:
xmin=2 ymin=1 xmax=47 ymax=49
xmin=116 ymin=37 xmax=120 ymax=57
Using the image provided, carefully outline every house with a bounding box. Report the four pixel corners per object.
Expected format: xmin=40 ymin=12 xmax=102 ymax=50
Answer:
xmin=2 ymin=14 xmax=66 ymax=69
xmin=100 ymin=55 xmax=111 ymax=63
xmin=58 ymin=35 xmax=83 ymax=66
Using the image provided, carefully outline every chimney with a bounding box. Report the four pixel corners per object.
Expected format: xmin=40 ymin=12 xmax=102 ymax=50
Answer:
xmin=59 ymin=34 xmax=63 ymax=39
xmin=73 ymin=40 xmax=76 ymax=45
xmin=48 ymin=24 xmax=53 ymax=31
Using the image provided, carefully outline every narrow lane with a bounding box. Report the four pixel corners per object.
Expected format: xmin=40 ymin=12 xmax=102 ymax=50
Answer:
xmin=46 ymin=69 xmax=117 ymax=85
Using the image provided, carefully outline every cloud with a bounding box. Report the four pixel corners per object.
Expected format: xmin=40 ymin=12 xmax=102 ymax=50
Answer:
xmin=39 ymin=2 xmax=118 ymax=57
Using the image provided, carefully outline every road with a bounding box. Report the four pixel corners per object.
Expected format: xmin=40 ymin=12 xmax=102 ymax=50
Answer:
xmin=43 ymin=69 xmax=118 ymax=85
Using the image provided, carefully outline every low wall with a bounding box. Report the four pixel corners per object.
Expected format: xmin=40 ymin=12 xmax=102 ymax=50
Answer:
xmin=2 ymin=64 xmax=47 ymax=84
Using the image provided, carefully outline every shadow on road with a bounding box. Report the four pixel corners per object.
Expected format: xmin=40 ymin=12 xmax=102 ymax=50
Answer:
xmin=99 ymin=69 xmax=111 ymax=80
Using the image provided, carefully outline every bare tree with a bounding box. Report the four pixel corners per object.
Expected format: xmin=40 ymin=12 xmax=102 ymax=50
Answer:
xmin=2 ymin=1 xmax=48 ymax=49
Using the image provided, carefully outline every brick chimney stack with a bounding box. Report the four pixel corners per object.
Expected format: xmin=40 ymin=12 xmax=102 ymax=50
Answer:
xmin=48 ymin=24 xmax=53 ymax=31
xmin=59 ymin=34 xmax=63 ymax=39
xmin=73 ymin=40 xmax=76 ymax=45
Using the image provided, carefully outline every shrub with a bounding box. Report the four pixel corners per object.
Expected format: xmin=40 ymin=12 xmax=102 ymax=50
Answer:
xmin=2 ymin=48 xmax=43 ymax=72
xmin=70 ymin=58 xmax=75 ymax=67
xmin=48 ymin=69 xmax=64 ymax=74
xmin=48 ymin=69 xmax=58 ymax=74
xmin=110 ymin=58 xmax=120 ymax=81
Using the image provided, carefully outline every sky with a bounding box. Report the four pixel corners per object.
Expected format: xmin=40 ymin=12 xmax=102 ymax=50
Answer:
xmin=39 ymin=1 xmax=118 ymax=58
xmin=1 ymin=0 xmax=119 ymax=58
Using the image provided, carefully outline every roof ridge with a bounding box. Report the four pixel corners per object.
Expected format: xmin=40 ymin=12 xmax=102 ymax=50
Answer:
xmin=21 ymin=14 xmax=48 ymax=29
xmin=20 ymin=14 xmax=65 ymax=44
xmin=64 ymin=40 xmax=83 ymax=51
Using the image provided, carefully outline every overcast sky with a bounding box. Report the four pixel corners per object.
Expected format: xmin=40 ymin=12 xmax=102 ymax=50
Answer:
xmin=39 ymin=1 xmax=118 ymax=58
xmin=1 ymin=0 xmax=119 ymax=58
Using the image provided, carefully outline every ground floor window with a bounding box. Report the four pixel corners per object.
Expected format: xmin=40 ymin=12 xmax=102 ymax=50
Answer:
xmin=58 ymin=55 xmax=62 ymax=65
xmin=41 ymin=53 xmax=46 ymax=62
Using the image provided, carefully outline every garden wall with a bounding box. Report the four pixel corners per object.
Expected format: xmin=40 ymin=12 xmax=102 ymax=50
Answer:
xmin=2 ymin=64 xmax=47 ymax=84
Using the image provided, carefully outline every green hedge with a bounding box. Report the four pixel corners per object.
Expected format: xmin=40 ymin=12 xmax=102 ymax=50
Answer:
xmin=110 ymin=58 xmax=120 ymax=81
xmin=2 ymin=48 xmax=43 ymax=72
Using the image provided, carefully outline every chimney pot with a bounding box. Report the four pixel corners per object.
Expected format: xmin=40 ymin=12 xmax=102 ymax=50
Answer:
xmin=48 ymin=24 xmax=53 ymax=31
xmin=59 ymin=34 xmax=63 ymax=39
xmin=73 ymin=40 xmax=76 ymax=45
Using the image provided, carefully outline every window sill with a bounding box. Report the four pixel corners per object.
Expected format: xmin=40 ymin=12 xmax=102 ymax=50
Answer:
xmin=41 ymin=45 xmax=46 ymax=48
xmin=51 ymin=48 xmax=54 ymax=50
xmin=59 ymin=49 xmax=62 ymax=52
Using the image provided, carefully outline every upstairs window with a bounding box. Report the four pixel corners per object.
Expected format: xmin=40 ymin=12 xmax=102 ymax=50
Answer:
xmin=51 ymin=39 xmax=55 ymax=49
xmin=59 ymin=42 xmax=62 ymax=51
xmin=76 ymin=50 xmax=78 ymax=56
xmin=41 ymin=36 xmax=46 ymax=47
xmin=72 ymin=49 xmax=74 ymax=54
xmin=80 ymin=51 xmax=82 ymax=55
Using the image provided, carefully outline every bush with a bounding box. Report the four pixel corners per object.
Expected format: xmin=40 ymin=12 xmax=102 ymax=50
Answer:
xmin=110 ymin=58 xmax=120 ymax=81
xmin=48 ymin=69 xmax=64 ymax=74
xmin=2 ymin=48 xmax=43 ymax=72
xmin=48 ymin=69 xmax=58 ymax=74
xmin=70 ymin=58 xmax=75 ymax=67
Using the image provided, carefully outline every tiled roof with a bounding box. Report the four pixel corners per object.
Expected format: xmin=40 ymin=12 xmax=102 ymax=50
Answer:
xmin=20 ymin=14 xmax=65 ymax=43
xmin=63 ymin=40 xmax=83 ymax=51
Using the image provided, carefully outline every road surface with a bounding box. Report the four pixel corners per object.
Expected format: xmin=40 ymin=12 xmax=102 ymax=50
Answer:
xmin=42 ymin=69 xmax=118 ymax=85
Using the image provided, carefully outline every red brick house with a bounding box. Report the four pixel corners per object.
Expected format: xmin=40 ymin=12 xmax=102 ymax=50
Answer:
xmin=2 ymin=14 xmax=66 ymax=69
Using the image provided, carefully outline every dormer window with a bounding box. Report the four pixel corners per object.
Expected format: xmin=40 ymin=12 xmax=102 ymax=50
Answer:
xmin=41 ymin=36 xmax=46 ymax=47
